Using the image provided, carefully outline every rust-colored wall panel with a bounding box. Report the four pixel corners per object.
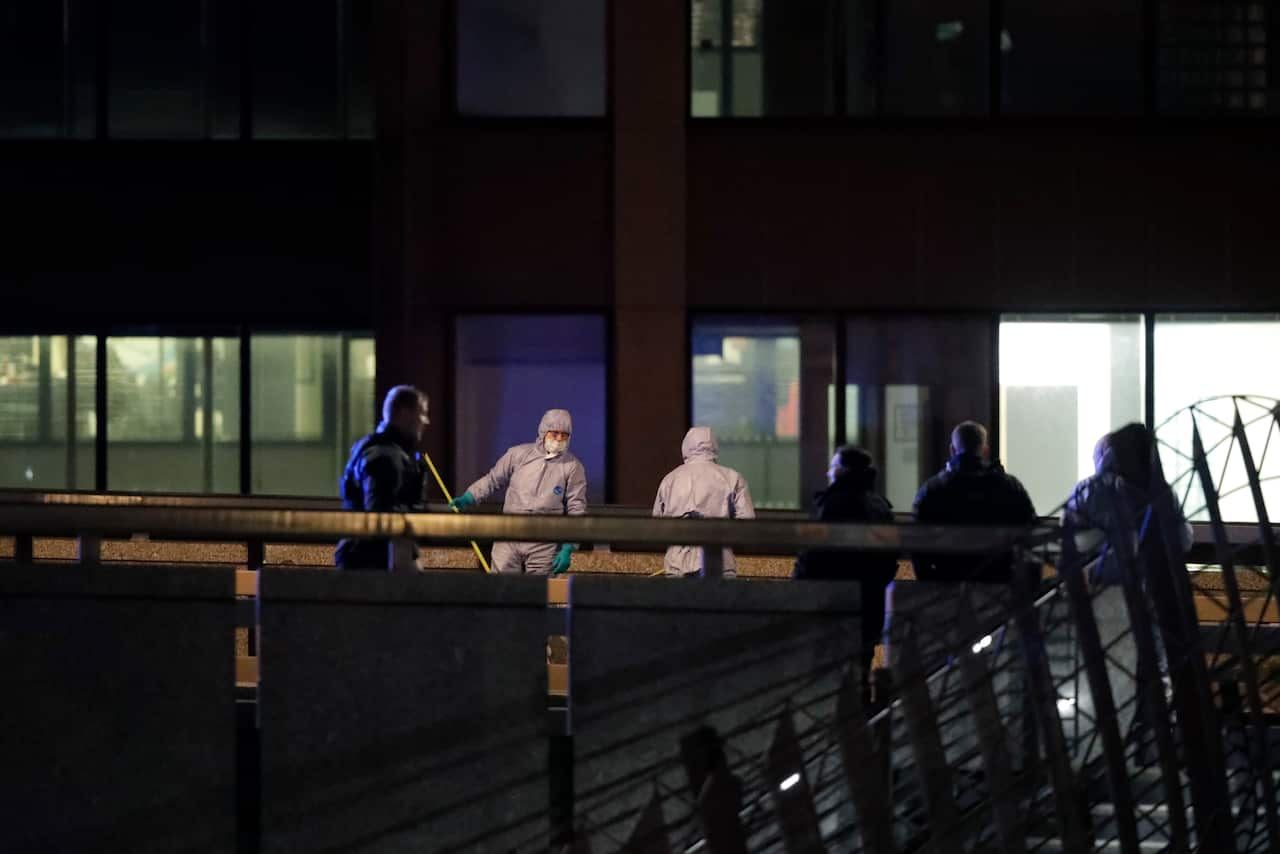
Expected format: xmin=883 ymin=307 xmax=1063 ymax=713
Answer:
xmin=689 ymin=127 xmax=1280 ymax=312
xmin=441 ymin=129 xmax=612 ymax=307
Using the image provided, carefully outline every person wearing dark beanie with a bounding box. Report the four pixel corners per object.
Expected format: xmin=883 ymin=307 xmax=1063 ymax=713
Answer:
xmin=793 ymin=445 xmax=898 ymax=680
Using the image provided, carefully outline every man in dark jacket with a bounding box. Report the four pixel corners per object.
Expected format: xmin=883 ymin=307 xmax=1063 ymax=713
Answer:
xmin=794 ymin=446 xmax=899 ymax=675
xmin=334 ymin=385 xmax=431 ymax=570
xmin=912 ymin=421 xmax=1037 ymax=582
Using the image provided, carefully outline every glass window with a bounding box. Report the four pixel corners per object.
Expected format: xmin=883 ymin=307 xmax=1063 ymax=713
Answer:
xmin=0 ymin=336 xmax=96 ymax=490
xmin=456 ymin=0 xmax=606 ymax=117
xmin=0 ymin=1 xmax=65 ymax=136
xmin=253 ymin=0 xmax=341 ymax=137
xmin=347 ymin=337 xmax=377 ymax=441
xmin=208 ymin=338 xmax=241 ymax=494
xmin=455 ymin=316 xmax=607 ymax=505
xmin=999 ymin=315 xmax=1145 ymax=513
xmin=881 ymin=0 xmax=989 ymax=115
xmin=346 ymin=0 xmax=374 ymax=137
xmin=691 ymin=0 xmax=766 ymax=117
xmin=1155 ymin=314 xmax=1280 ymax=522
xmin=251 ymin=335 xmax=338 ymax=495
xmin=0 ymin=336 xmax=43 ymax=441
xmin=1157 ymin=1 xmax=1274 ymax=116
xmin=692 ymin=320 xmax=835 ymax=509
xmin=845 ymin=316 xmax=993 ymax=512
xmin=1002 ymin=0 xmax=1143 ymax=114
xmin=108 ymin=0 xmax=205 ymax=137
xmin=106 ymin=337 xmax=239 ymax=493
xmin=691 ymin=0 xmax=989 ymax=117
xmin=250 ymin=334 xmax=373 ymax=496
xmin=209 ymin=0 xmax=244 ymax=138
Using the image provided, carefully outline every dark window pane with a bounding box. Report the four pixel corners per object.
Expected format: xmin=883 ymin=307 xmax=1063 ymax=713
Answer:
xmin=455 ymin=316 xmax=607 ymax=505
xmin=692 ymin=0 xmax=990 ymax=117
xmin=844 ymin=0 xmax=881 ymax=114
xmin=253 ymin=0 xmax=340 ymax=137
xmin=347 ymin=0 xmax=373 ymax=137
xmin=0 ymin=1 xmax=64 ymax=136
xmin=1003 ymin=0 xmax=1143 ymax=114
xmin=844 ymin=316 xmax=992 ymax=510
xmin=457 ymin=0 xmax=606 ymax=116
xmin=251 ymin=335 xmax=347 ymax=496
xmin=1158 ymin=0 xmax=1275 ymax=115
xmin=68 ymin=0 xmax=99 ymax=137
xmin=109 ymin=0 xmax=205 ymax=137
xmin=881 ymin=0 xmax=989 ymax=115
xmin=211 ymin=0 xmax=244 ymax=138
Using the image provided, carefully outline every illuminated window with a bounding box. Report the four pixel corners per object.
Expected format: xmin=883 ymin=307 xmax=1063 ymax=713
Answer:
xmin=250 ymin=334 xmax=374 ymax=496
xmin=455 ymin=316 xmax=607 ymax=504
xmin=0 ymin=336 xmax=96 ymax=490
xmin=106 ymin=337 xmax=239 ymax=493
xmin=1155 ymin=314 xmax=1280 ymax=522
xmin=999 ymin=315 xmax=1145 ymax=513
xmin=693 ymin=321 xmax=806 ymax=508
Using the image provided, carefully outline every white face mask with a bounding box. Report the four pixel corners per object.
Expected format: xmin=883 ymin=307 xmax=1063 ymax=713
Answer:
xmin=544 ymin=436 xmax=569 ymax=456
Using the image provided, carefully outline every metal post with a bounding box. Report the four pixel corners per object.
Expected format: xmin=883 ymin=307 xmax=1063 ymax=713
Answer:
xmin=720 ymin=0 xmax=734 ymax=115
xmin=94 ymin=336 xmax=107 ymax=491
xmin=239 ymin=333 xmax=251 ymax=495
xmin=549 ymin=576 xmax=574 ymax=848
xmin=701 ymin=545 xmax=724 ymax=579
xmin=15 ymin=535 xmax=34 ymax=564
xmin=78 ymin=533 xmax=101 ymax=565
xmin=66 ymin=336 xmax=78 ymax=488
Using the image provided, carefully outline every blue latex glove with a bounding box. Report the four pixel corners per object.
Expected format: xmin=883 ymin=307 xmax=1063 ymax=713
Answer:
xmin=449 ymin=492 xmax=476 ymax=511
xmin=550 ymin=543 xmax=575 ymax=575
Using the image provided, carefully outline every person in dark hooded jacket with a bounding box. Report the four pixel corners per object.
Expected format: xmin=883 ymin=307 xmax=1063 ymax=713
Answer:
xmin=794 ymin=446 xmax=899 ymax=674
xmin=912 ymin=421 xmax=1037 ymax=582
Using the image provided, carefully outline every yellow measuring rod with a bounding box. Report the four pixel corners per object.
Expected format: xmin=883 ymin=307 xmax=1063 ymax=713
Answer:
xmin=420 ymin=451 xmax=493 ymax=574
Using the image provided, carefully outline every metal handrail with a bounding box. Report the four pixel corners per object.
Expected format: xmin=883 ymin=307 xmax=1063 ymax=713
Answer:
xmin=2 ymin=489 xmax=1270 ymax=541
xmin=0 ymin=502 xmax=1048 ymax=554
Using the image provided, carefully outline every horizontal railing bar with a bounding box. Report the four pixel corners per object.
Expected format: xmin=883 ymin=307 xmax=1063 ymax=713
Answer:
xmin=2 ymin=491 xmax=1271 ymax=549
xmin=0 ymin=503 xmax=1053 ymax=553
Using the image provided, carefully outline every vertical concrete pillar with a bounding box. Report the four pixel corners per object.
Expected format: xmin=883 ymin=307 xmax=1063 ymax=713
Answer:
xmin=613 ymin=0 xmax=689 ymax=504
xmin=372 ymin=0 xmax=452 ymax=482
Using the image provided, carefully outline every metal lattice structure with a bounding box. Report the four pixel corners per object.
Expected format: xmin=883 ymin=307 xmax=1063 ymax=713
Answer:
xmin=563 ymin=396 xmax=1280 ymax=854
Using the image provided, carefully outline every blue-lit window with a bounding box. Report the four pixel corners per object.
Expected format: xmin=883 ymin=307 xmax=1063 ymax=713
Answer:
xmin=454 ymin=315 xmax=607 ymax=504
xmin=844 ymin=316 xmax=993 ymax=511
